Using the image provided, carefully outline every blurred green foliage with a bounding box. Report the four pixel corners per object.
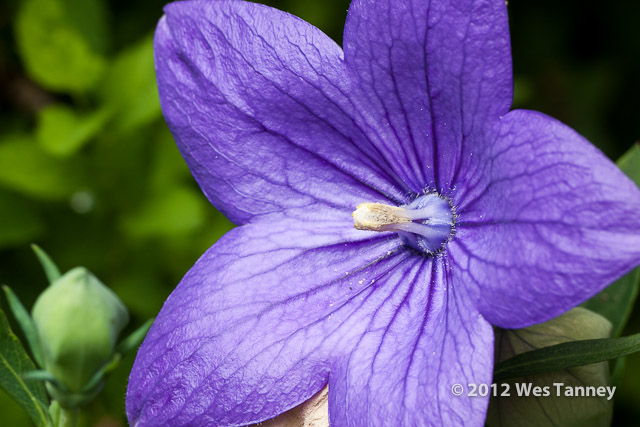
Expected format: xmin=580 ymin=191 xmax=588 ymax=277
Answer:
xmin=0 ymin=0 xmax=638 ymax=425
xmin=16 ymin=0 xmax=108 ymax=92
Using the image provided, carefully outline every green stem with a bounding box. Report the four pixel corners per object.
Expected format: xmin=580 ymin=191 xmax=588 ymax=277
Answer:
xmin=49 ymin=401 xmax=79 ymax=427
xmin=60 ymin=407 xmax=78 ymax=427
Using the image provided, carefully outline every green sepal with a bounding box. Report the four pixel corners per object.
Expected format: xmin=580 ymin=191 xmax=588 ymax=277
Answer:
xmin=79 ymin=353 xmax=120 ymax=394
xmin=31 ymin=244 xmax=62 ymax=284
xmin=71 ymin=319 xmax=152 ymax=396
xmin=23 ymin=370 xmax=68 ymax=392
xmin=2 ymin=285 xmax=44 ymax=367
xmin=45 ymin=380 xmax=103 ymax=410
xmin=116 ymin=318 xmax=153 ymax=356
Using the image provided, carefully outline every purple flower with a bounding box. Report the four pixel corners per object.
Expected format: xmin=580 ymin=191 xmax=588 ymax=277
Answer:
xmin=126 ymin=0 xmax=640 ymax=425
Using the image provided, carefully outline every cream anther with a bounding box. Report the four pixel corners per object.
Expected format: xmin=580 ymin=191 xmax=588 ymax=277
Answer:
xmin=352 ymin=203 xmax=412 ymax=231
xmin=352 ymin=194 xmax=456 ymax=255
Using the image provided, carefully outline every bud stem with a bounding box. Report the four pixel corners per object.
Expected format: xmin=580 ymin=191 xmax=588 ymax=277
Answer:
xmin=49 ymin=401 xmax=79 ymax=427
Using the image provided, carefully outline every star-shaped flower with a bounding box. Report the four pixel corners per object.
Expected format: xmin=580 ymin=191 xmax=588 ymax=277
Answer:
xmin=126 ymin=0 xmax=640 ymax=425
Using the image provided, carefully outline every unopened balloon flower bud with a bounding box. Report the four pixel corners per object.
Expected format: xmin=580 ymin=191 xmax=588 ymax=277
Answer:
xmin=32 ymin=267 xmax=129 ymax=393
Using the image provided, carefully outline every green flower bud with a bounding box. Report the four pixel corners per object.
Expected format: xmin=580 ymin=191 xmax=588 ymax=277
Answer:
xmin=32 ymin=267 xmax=129 ymax=394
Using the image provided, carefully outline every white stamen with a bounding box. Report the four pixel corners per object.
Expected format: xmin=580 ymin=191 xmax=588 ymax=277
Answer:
xmin=352 ymin=203 xmax=411 ymax=231
xmin=351 ymin=195 xmax=456 ymax=255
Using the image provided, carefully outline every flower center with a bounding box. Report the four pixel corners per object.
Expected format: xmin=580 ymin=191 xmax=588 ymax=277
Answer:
xmin=352 ymin=193 xmax=455 ymax=255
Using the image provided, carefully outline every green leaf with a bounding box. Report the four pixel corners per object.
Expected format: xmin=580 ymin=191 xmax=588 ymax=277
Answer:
xmin=100 ymin=35 xmax=161 ymax=132
xmin=31 ymin=245 xmax=62 ymax=284
xmin=583 ymin=143 xmax=640 ymax=336
xmin=2 ymin=286 xmax=44 ymax=367
xmin=583 ymin=270 xmax=640 ymax=337
xmin=36 ymin=105 xmax=110 ymax=158
xmin=494 ymin=330 xmax=640 ymax=382
xmin=0 ymin=191 xmax=44 ymax=249
xmin=14 ymin=0 xmax=107 ymax=92
xmin=617 ymin=142 xmax=640 ymax=184
xmin=0 ymin=308 xmax=51 ymax=427
xmin=488 ymin=308 xmax=614 ymax=427
xmin=0 ymin=134 xmax=82 ymax=200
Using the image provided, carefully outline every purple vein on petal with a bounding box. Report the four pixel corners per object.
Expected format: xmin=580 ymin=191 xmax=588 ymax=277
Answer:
xmin=193 ymin=20 xmax=406 ymax=204
xmin=135 ymin=240 xmax=411 ymax=420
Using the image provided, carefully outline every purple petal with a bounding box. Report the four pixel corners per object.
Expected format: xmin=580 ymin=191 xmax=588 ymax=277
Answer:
xmin=343 ymin=0 xmax=512 ymax=192
xmin=329 ymin=258 xmax=493 ymax=426
xmin=450 ymin=110 xmax=640 ymax=328
xmin=126 ymin=210 xmax=413 ymax=426
xmin=155 ymin=0 xmax=409 ymax=225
